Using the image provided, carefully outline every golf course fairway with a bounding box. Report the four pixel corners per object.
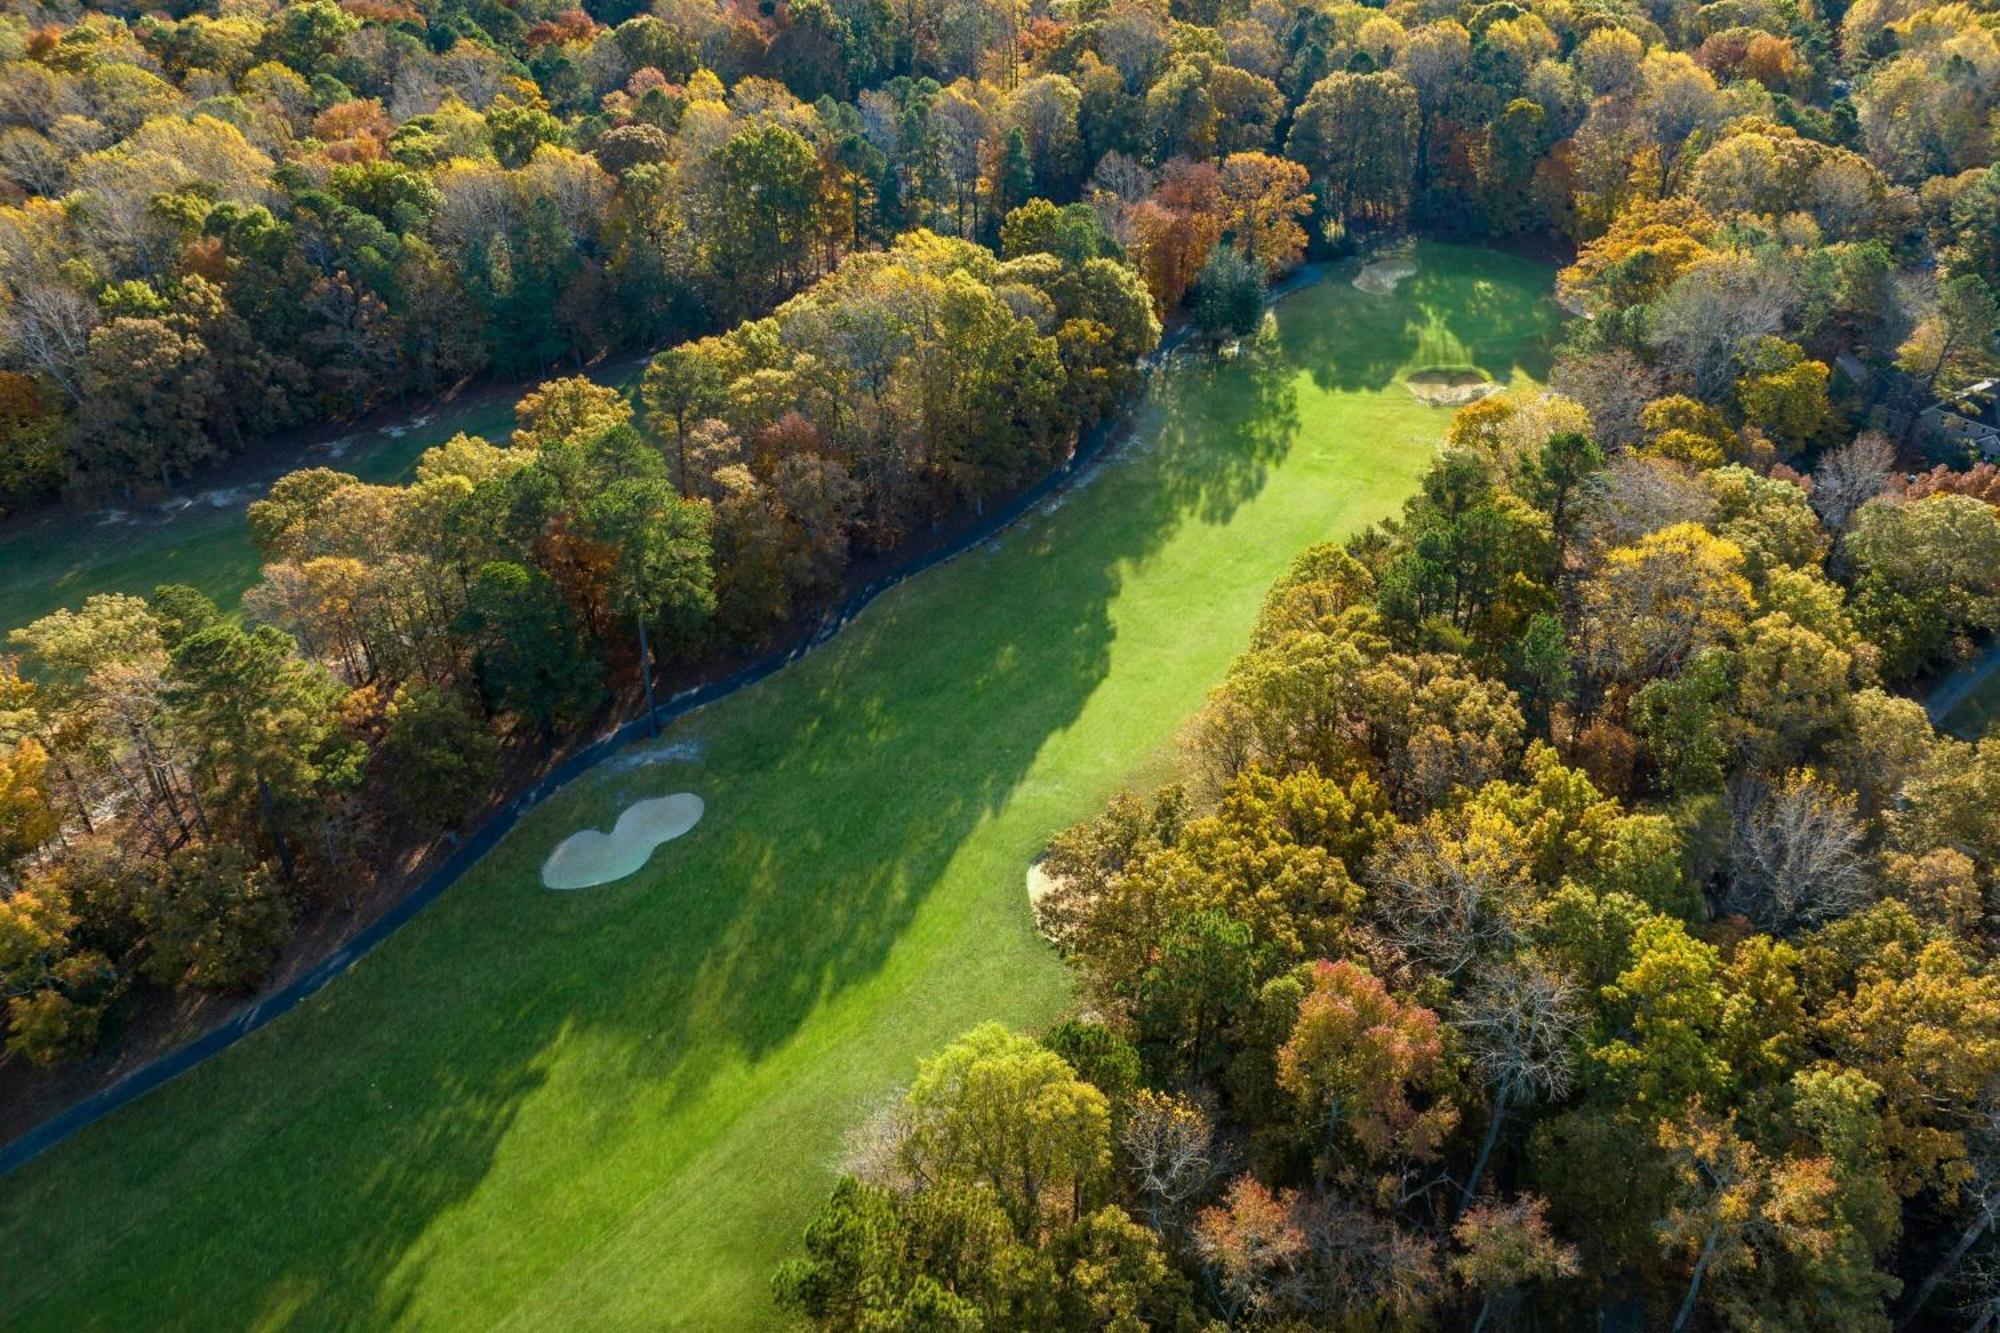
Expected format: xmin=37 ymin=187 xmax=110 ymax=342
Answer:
xmin=0 ymin=243 xmax=1562 ymax=1330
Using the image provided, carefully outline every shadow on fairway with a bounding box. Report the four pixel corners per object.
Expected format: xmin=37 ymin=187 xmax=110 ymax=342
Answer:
xmin=0 ymin=249 xmax=1560 ymax=1330
xmin=1283 ymin=243 xmax=1564 ymax=395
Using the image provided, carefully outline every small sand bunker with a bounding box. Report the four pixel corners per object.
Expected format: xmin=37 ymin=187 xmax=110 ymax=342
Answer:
xmin=1353 ymin=257 xmax=1417 ymax=295
xmin=1027 ymin=861 xmax=1060 ymax=911
xmin=1405 ymin=368 xmax=1497 ymax=407
xmin=1027 ymin=860 xmax=1073 ymax=942
xmin=542 ymin=792 xmax=704 ymax=890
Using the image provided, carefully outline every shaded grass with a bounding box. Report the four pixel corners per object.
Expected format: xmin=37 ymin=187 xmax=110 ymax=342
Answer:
xmin=0 ymin=244 xmax=1562 ymax=1331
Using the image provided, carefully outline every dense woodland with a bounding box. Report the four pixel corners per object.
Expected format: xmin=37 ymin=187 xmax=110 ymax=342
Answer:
xmin=776 ymin=406 xmax=2000 ymax=1327
xmin=3 ymin=0 xmax=1991 ymax=509
xmin=1 ymin=0 xmax=2000 ymax=1323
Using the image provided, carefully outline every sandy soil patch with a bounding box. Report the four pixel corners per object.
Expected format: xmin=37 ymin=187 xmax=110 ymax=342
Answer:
xmin=1405 ymin=368 xmax=1497 ymax=407
xmin=1027 ymin=861 xmax=1060 ymax=910
xmin=600 ymin=735 xmax=703 ymax=778
xmin=542 ymin=792 xmax=704 ymax=890
xmin=1353 ymin=257 xmax=1417 ymax=295
xmin=1027 ymin=860 xmax=1074 ymax=942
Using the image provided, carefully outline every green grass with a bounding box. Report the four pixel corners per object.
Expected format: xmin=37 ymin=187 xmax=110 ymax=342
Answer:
xmin=0 ymin=363 xmax=642 ymax=638
xmin=0 ymin=243 xmax=1561 ymax=1331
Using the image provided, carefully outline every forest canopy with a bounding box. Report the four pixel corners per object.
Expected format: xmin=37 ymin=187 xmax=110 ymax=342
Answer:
xmin=1 ymin=0 xmax=1999 ymax=1325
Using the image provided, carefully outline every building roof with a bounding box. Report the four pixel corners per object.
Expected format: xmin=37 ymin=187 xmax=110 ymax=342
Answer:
xmin=1941 ymin=380 xmax=2000 ymax=428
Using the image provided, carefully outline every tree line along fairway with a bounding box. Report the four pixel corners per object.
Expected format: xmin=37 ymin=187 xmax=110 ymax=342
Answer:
xmin=0 ymin=243 xmax=1562 ymax=1330
xmin=0 ymin=361 xmax=645 ymax=639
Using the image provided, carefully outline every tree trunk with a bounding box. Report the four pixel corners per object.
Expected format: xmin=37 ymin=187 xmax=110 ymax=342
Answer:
xmin=1899 ymin=1190 xmax=2000 ymax=1331
xmin=257 ymin=772 xmax=295 ymax=880
xmin=1671 ymin=1230 xmax=1721 ymax=1333
xmin=186 ymin=772 xmax=212 ymax=839
xmin=637 ymin=614 xmax=659 ymax=736
xmin=144 ymin=745 xmax=191 ymax=844
xmin=1459 ymin=1080 xmax=1514 ymax=1216
xmin=109 ymin=758 xmax=170 ymax=856
xmin=54 ymin=752 xmax=93 ymax=835
xmin=1318 ymin=1095 xmax=1343 ymax=1186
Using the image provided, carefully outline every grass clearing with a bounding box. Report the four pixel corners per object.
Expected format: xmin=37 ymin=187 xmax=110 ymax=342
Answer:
xmin=0 ymin=243 xmax=1560 ymax=1330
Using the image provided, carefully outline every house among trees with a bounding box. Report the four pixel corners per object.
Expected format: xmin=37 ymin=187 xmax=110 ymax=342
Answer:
xmin=1922 ymin=379 xmax=2000 ymax=458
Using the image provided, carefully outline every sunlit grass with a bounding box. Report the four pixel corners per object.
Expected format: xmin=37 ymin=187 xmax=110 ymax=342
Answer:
xmin=0 ymin=244 xmax=1561 ymax=1331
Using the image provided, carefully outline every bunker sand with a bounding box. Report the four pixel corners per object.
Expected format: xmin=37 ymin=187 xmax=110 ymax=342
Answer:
xmin=542 ymin=793 xmax=706 ymax=890
xmin=1354 ymin=257 xmax=1418 ymax=295
xmin=0 ymin=244 xmax=1569 ymax=1333
xmin=1404 ymin=368 xmax=1498 ymax=407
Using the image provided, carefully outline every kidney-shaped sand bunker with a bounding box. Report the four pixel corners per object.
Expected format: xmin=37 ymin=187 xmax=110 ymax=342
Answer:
xmin=1404 ymin=367 xmax=1497 ymax=407
xmin=542 ymin=792 xmax=705 ymax=890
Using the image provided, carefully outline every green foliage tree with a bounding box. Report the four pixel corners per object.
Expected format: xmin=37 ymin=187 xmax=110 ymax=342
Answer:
xmin=164 ymin=614 xmax=362 ymax=878
xmin=898 ymin=1022 xmax=1113 ymax=1238
xmin=137 ymin=843 xmax=293 ymax=992
xmin=579 ymin=475 xmax=715 ymax=727
xmin=1286 ymin=71 xmax=1420 ymax=228
xmin=640 ymin=346 xmax=727 ymax=494
xmin=374 ymin=684 xmax=498 ymax=834
xmin=1188 ymin=247 xmax=1264 ymax=343
xmin=459 ymin=561 xmax=603 ymax=731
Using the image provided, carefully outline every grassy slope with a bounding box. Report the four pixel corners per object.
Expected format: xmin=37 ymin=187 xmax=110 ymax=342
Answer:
xmin=0 ymin=365 xmax=642 ymax=637
xmin=0 ymin=244 xmax=1559 ymax=1331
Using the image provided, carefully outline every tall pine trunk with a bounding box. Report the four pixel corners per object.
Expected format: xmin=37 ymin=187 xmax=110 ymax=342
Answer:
xmin=257 ymin=772 xmax=295 ymax=880
xmin=637 ymin=614 xmax=658 ymax=736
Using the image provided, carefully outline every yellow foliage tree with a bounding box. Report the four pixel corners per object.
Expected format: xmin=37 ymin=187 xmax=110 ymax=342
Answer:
xmin=1586 ymin=523 xmax=1753 ymax=679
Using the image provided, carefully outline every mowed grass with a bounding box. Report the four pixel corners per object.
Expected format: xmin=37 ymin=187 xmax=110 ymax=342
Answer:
xmin=0 ymin=244 xmax=1561 ymax=1331
xmin=0 ymin=362 xmax=643 ymax=637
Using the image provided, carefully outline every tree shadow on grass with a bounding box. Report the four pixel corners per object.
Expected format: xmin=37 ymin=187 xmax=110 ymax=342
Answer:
xmin=576 ymin=311 xmax=1308 ymax=1108
xmin=1281 ymin=243 xmax=1563 ymax=397
xmin=0 ymin=259 xmax=1555 ymax=1331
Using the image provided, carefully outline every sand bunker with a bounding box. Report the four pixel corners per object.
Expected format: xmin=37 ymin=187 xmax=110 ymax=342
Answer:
xmin=1405 ymin=368 xmax=1497 ymax=407
xmin=1353 ymin=257 xmax=1417 ymax=295
xmin=1027 ymin=861 xmax=1060 ymax=911
xmin=542 ymin=792 xmax=704 ymax=890
xmin=1027 ymin=860 xmax=1072 ymax=942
